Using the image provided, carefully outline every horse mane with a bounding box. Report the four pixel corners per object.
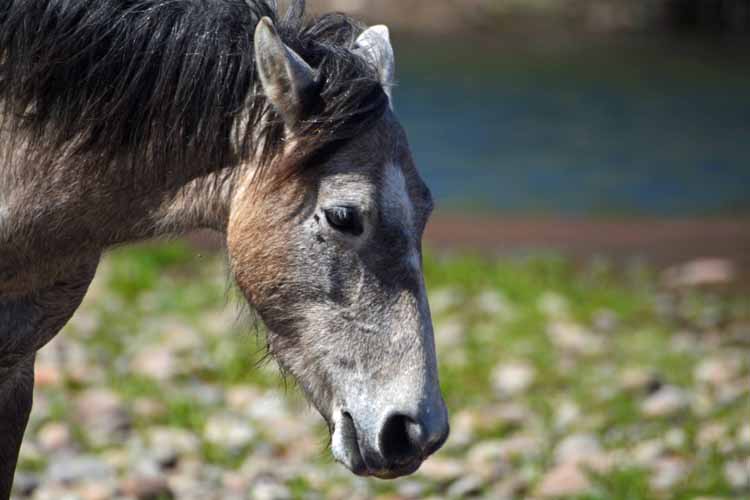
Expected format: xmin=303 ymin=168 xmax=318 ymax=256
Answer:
xmin=0 ymin=0 xmax=389 ymax=185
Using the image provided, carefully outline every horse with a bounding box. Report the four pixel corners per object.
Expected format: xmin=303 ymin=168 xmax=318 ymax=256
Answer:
xmin=0 ymin=0 xmax=449 ymax=495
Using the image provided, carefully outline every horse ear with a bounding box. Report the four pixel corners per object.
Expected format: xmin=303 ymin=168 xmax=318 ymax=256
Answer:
xmin=355 ymin=25 xmax=395 ymax=105
xmin=254 ymin=17 xmax=318 ymax=128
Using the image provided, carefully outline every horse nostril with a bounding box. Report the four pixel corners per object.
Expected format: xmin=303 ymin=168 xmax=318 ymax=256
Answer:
xmin=379 ymin=413 xmax=422 ymax=466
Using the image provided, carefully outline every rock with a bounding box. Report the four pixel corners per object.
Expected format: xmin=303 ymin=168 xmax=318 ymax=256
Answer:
xmin=434 ymin=320 xmax=465 ymax=350
xmin=536 ymin=462 xmax=591 ymax=498
xmin=694 ymin=356 xmax=742 ymax=386
xmin=446 ymin=475 xmax=484 ymax=498
xmin=554 ymin=434 xmax=602 ymax=465
xmin=554 ymin=400 xmax=581 ymax=430
xmin=651 ymin=457 xmax=690 ymax=490
xmin=397 ymin=480 xmax=426 ymax=499
xmin=429 ymin=287 xmax=463 ymax=315
xmin=620 ymin=367 xmax=660 ymax=392
xmin=632 ymin=439 xmax=666 ymax=466
xmin=491 ymin=361 xmax=536 ymax=397
xmin=641 ymin=386 xmax=689 ymax=418
xmin=121 ymin=475 xmax=174 ymax=500
xmin=538 ymin=292 xmax=569 ymax=319
xmin=34 ymin=362 xmax=63 ymax=388
xmin=250 ymin=477 xmax=292 ymax=500
xmin=37 ymin=422 xmax=72 ymax=453
xmin=664 ymin=428 xmax=687 ymax=450
xmin=418 ymin=457 xmax=464 ymax=482
xmin=131 ymin=347 xmax=179 ymax=381
xmin=724 ymin=459 xmax=750 ymax=489
xmin=475 ymin=290 xmax=515 ymax=320
xmin=204 ymin=413 xmax=256 ymax=451
xmin=10 ymin=472 xmax=39 ymax=497
xmin=75 ymin=480 xmax=118 ymax=500
xmin=662 ymin=258 xmax=735 ymax=288
xmin=75 ymin=389 xmax=131 ymax=446
xmin=147 ymin=427 xmax=201 ymax=466
xmin=443 ymin=410 xmax=476 ymax=449
xmin=547 ymin=321 xmax=604 ymax=356
xmin=46 ymin=455 xmax=114 ymax=484
xmin=466 ymin=440 xmax=512 ymax=481
xmin=133 ymin=397 xmax=167 ymax=420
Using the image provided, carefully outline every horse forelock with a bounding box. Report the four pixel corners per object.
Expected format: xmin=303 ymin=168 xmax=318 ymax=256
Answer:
xmin=0 ymin=0 xmax=389 ymax=186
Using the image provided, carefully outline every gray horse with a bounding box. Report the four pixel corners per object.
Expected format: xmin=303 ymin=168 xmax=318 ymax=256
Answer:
xmin=0 ymin=0 xmax=448 ymax=495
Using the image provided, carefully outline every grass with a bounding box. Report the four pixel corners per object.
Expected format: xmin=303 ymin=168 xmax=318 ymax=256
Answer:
xmin=22 ymin=241 xmax=750 ymax=499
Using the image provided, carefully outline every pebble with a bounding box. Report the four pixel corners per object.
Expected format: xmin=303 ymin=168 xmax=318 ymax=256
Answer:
xmin=250 ymin=477 xmax=292 ymax=500
xmin=554 ymin=434 xmax=602 ymax=465
xmin=37 ymin=422 xmax=72 ymax=453
xmin=536 ymin=462 xmax=591 ymax=497
xmin=650 ymin=457 xmax=690 ymax=490
xmin=131 ymin=348 xmax=179 ymax=381
xmin=641 ymin=385 xmax=689 ymax=418
xmin=695 ymin=356 xmax=741 ymax=386
xmin=417 ymin=457 xmax=464 ymax=482
xmin=75 ymin=389 xmax=131 ymax=446
xmin=445 ymin=474 xmax=484 ymax=498
xmin=662 ymin=258 xmax=735 ymax=288
xmin=491 ymin=361 xmax=536 ymax=397
xmin=724 ymin=459 xmax=750 ymax=489
xmin=46 ymin=455 xmax=114 ymax=484
xmin=547 ymin=321 xmax=604 ymax=355
xmin=204 ymin=413 xmax=256 ymax=451
xmin=121 ymin=475 xmax=174 ymax=500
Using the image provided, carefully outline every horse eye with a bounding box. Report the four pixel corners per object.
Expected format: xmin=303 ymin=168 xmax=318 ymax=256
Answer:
xmin=324 ymin=206 xmax=363 ymax=236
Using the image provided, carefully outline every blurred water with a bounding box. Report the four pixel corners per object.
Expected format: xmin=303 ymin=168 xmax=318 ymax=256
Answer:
xmin=394 ymin=36 xmax=750 ymax=216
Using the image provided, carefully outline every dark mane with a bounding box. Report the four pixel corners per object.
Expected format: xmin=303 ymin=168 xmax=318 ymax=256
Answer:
xmin=0 ymin=0 xmax=389 ymax=184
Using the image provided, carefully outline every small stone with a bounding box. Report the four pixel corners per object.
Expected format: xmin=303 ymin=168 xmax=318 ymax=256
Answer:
xmin=695 ymin=356 xmax=741 ymax=386
xmin=554 ymin=434 xmax=602 ymax=465
xmin=724 ymin=459 xmax=750 ymax=489
xmin=147 ymin=427 xmax=201 ymax=465
xmin=662 ymin=258 xmax=735 ymax=288
xmin=75 ymin=480 xmax=117 ymax=500
xmin=536 ymin=462 xmax=591 ymax=498
xmin=250 ymin=477 xmax=291 ymax=500
xmin=641 ymin=386 xmax=689 ymax=418
xmin=418 ymin=457 xmax=464 ymax=482
xmin=75 ymin=389 xmax=131 ymax=446
xmin=133 ymin=398 xmax=167 ymax=420
xmin=46 ymin=455 xmax=114 ymax=484
xmin=620 ymin=368 xmax=660 ymax=392
xmin=632 ymin=439 xmax=665 ymax=466
xmin=475 ymin=290 xmax=515 ymax=320
xmin=121 ymin=475 xmax=174 ymax=500
xmin=466 ymin=440 xmax=512 ymax=481
xmin=131 ymin=348 xmax=179 ymax=381
xmin=204 ymin=413 xmax=255 ymax=451
xmin=547 ymin=321 xmax=604 ymax=355
xmin=491 ymin=361 xmax=536 ymax=397
xmin=446 ymin=475 xmax=484 ymax=498
xmin=538 ymin=292 xmax=569 ymax=319
xmin=651 ymin=457 xmax=690 ymax=490
xmin=554 ymin=400 xmax=581 ymax=430
xmin=37 ymin=422 xmax=72 ymax=453
xmin=664 ymin=428 xmax=687 ymax=450
xmin=397 ymin=480 xmax=426 ymax=499
xmin=429 ymin=287 xmax=463 ymax=315
xmin=10 ymin=472 xmax=39 ymax=497
xmin=434 ymin=321 xmax=465 ymax=350
xmin=34 ymin=362 xmax=62 ymax=388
